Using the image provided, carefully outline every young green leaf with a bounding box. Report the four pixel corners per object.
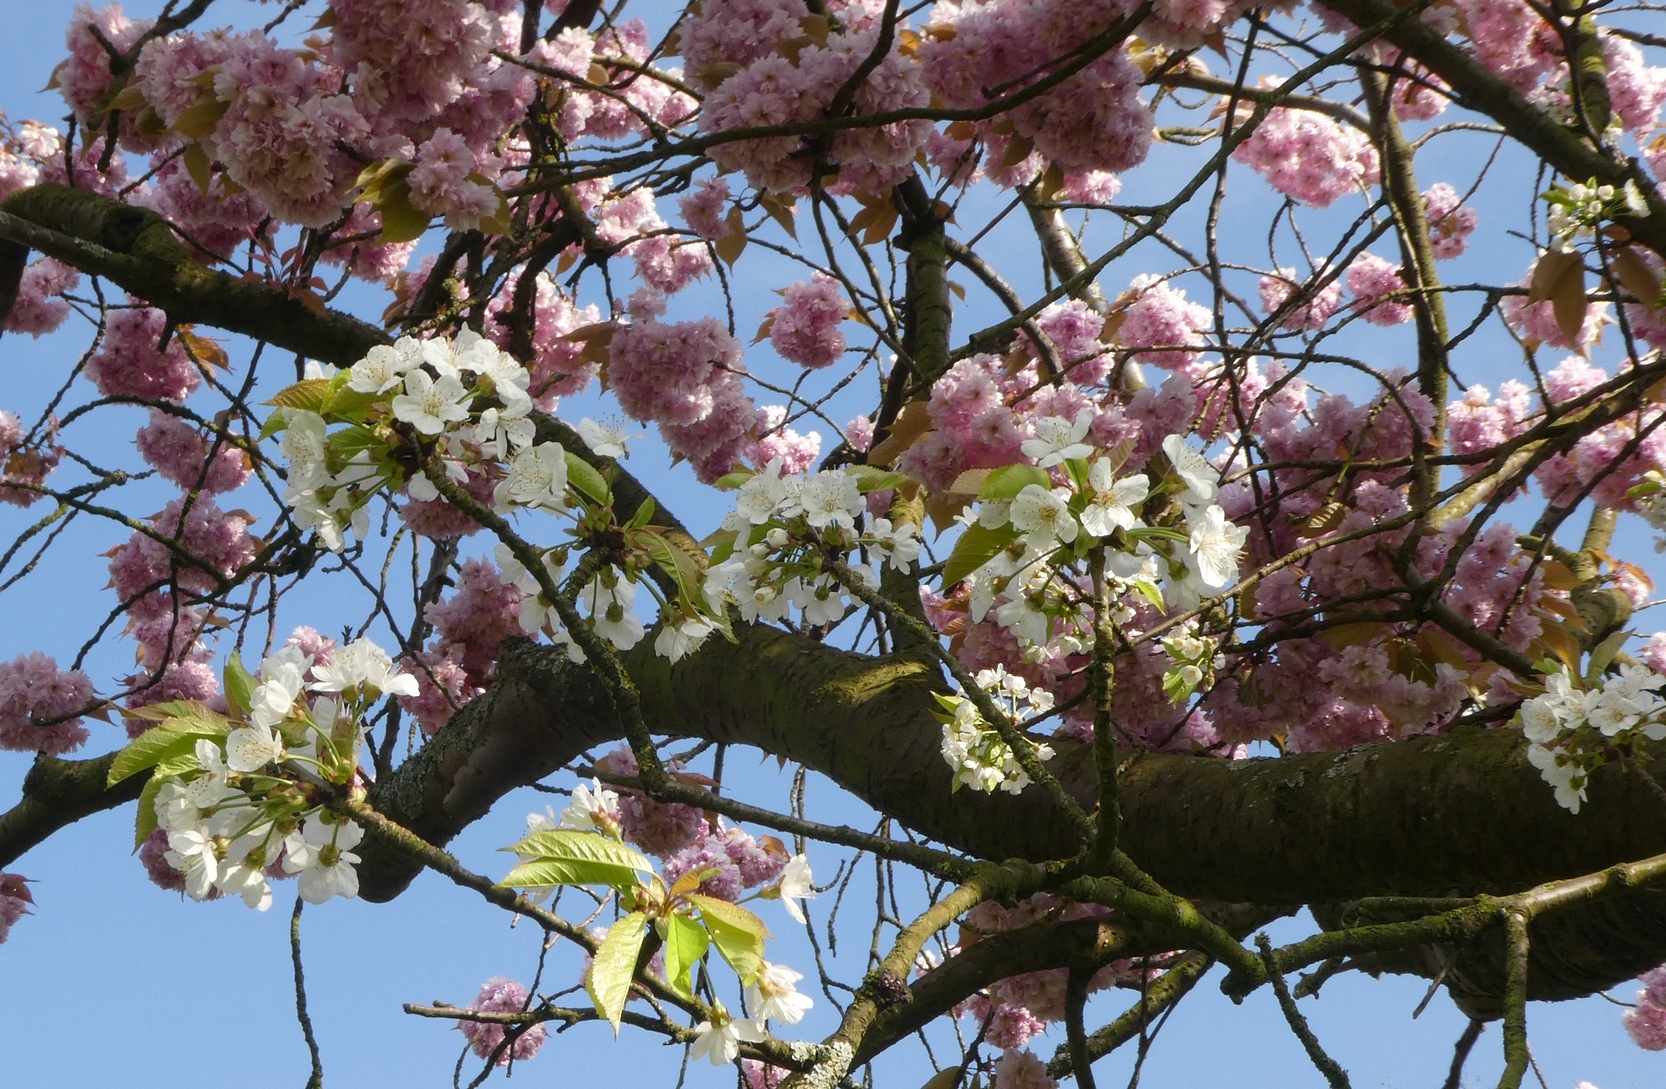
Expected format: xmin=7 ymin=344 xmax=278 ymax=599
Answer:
xmin=107 ymin=720 xmax=224 ymax=787
xmin=565 ymin=451 xmax=613 ymax=505
xmin=499 ymin=829 xmax=654 ymax=892
xmin=978 ymin=464 xmax=1051 ymax=502
xmin=223 ymin=652 xmax=256 ymax=718
xmin=586 ymin=911 xmax=649 ymax=1035
xmin=660 ymin=911 xmax=710 ymax=995
xmin=942 ymin=523 xmax=1016 ymax=586
xmin=687 ymin=894 xmax=770 ymax=984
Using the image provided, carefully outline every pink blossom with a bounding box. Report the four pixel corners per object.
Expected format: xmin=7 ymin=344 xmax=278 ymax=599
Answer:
xmin=397 ymin=645 xmax=482 ymax=738
xmin=423 ymin=559 xmax=528 ymax=679
xmin=1232 ymin=90 xmax=1379 ymax=208
xmin=0 ymin=652 xmax=96 ymax=756
xmin=664 ymin=830 xmax=746 ymax=901
xmin=751 ymin=406 xmax=822 ymax=474
xmin=0 ymin=413 xmax=63 ymax=509
xmin=679 ymin=177 xmax=731 ymax=241
xmin=459 ymin=977 xmax=547 ymax=1065
xmin=1423 ymin=183 xmax=1477 ymax=260
xmin=771 ymin=274 xmax=847 ymax=369
xmin=4 ymin=258 xmax=78 ymax=337
xmin=992 ymin=1050 xmax=1058 ymax=1089
xmin=135 ymin=410 xmax=251 ymax=495
xmin=1259 ymin=268 xmax=1342 ymax=332
xmin=1346 ymin=253 xmax=1414 ymax=326
xmin=1624 ymin=999 xmax=1666 ymax=1051
xmin=1117 ymin=276 xmax=1211 ymax=375
xmin=0 ymin=873 xmax=32 ymax=944
xmin=84 ymin=306 xmax=202 ymax=402
xmin=595 ymin=746 xmax=707 ymax=856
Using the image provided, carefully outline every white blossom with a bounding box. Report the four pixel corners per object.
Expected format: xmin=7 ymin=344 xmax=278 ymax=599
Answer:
xmin=390 ymin=370 xmax=470 ymax=435
xmin=1163 ymin=434 xmax=1219 ymax=505
xmin=347 ymin=343 xmax=418 ymax=395
xmin=746 ymin=963 xmax=813 ymax=1025
xmin=1008 ymin=484 xmax=1077 ymax=551
xmin=690 ymin=1006 xmax=766 ymax=1066
xmin=1187 ymin=504 xmax=1248 ymax=588
xmin=1021 ymin=410 xmax=1094 ymax=467
xmin=494 ymin=441 xmax=569 ymax=511
xmin=1079 ymin=460 xmax=1148 ymax=538
xmin=577 ymin=417 xmax=639 ymax=459
xmin=560 ymin=779 xmax=622 ymax=837
xmin=797 ymin=471 xmax=864 ymax=530
xmin=776 ymin=854 xmax=814 ymax=924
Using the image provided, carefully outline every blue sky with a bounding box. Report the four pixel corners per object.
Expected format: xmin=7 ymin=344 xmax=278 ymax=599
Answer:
xmin=0 ymin=3 xmax=1661 ymax=1087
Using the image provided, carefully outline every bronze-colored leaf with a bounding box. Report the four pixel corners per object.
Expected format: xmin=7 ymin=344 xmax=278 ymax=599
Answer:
xmin=1612 ymin=246 xmax=1663 ymax=314
xmin=866 ymin=401 xmax=933 ymax=466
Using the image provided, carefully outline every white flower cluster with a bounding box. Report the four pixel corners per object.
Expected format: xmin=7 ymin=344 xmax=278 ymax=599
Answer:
xmin=1518 ymin=665 xmax=1666 ymax=813
xmin=156 ymin=639 xmax=414 ymax=908
xmin=936 ymin=666 xmax=1057 ymax=795
xmin=1545 ymin=178 xmax=1650 ymax=253
xmin=1161 ymin=620 xmax=1227 ymax=705
xmin=706 ymin=460 xmax=920 ymax=629
xmin=280 ymin=330 xmax=557 ymax=552
xmin=964 ymin=426 xmax=1249 ymax=656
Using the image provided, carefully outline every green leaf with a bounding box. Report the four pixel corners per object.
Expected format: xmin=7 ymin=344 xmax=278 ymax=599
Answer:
xmin=714 ymin=471 xmax=755 ymax=490
xmin=500 ymin=857 xmax=645 ymax=892
xmin=636 ymin=529 xmax=706 ymax=605
xmin=942 ymin=523 xmax=1016 ymax=586
xmin=660 ymin=911 xmax=710 ymax=995
xmin=500 ymin=829 xmax=653 ymax=892
xmin=265 ymin=380 xmax=333 ymax=412
xmin=586 ymin=912 xmax=649 ymax=1035
xmin=258 ymin=411 xmax=289 ymax=441
xmin=978 ymin=464 xmax=1050 ymax=502
xmin=223 ymin=652 xmax=255 ymax=717
xmin=687 ymin=894 xmax=770 ymax=984
xmin=847 ymin=465 xmax=916 ymax=494
xmin=1586 ymin=630 xmax=1631 ymax=686
xmin=370 ymin=176 xmax=431 ymax=245
xmin=625 ymin=496 xmax=657 ymax=529
xmin=133 ymin=773 xmax=165 ymax=850
xmin=565 ymin=451 xmax=613 ymax=505
xmin=107 ymin=717 xmax=226 ymax=786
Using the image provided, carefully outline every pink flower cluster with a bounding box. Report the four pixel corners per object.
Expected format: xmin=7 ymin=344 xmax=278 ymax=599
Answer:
xmin=459 ymin=976 xmax=548 ymax=1065
xmin=1423 ymin=183 xmax=1478 ymax=260
xmin=662 ymin=825 xmax=788 ymax=902
xmin=84 ymin=306 xmax=203 ymax=402
xmin=399 ymin=559 xmax=527 ymax=736
xmin=1501 ymin=257 xmax=1610 ymax=352
xmin=1258 ymin=268 xmax=1343 ymax=332
xmin=0 ymin=410 xmax=64 ymax=509
xmin=1624 ymin=966 xmax=1666 ymax=1050
xmin=0 ymin=652 xmax=95 ymax=756
xmin=593 ymin=746 xmax=708 ymax=857
xmin=1447 ymin=381 xmax=1532 ymax=456
xmin=1345 ymin=253 xmax=1413 ymax=327
xmin=106 ymin=497 xmax=257 ymax=619
xmin=954 ymin=894 xmax=1144 ymax=1049
xmin=770 ymin=274 xmax=847 ymax=369
xmin=1231 ymin=90 xmax=1380 ymax=208
xmin=1116 ymin=275 xmax=1211 ymax=377
xmin=751 ymin=405 xmax=822 ymax=474
xmin=1455 ymin=0 xmax=1564 ymax=96
xmin=917 ymin=0 xmax=1152 ymax=190
xmin=135 ymin=410 xmax=252 ymax=495
xmin=608 ymin=316 xmax=758 ymax=482
xmin=699 ymin=24 xmax=933 ymax=193
xmin=3 ymin=258 xmax=78 ymax=338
